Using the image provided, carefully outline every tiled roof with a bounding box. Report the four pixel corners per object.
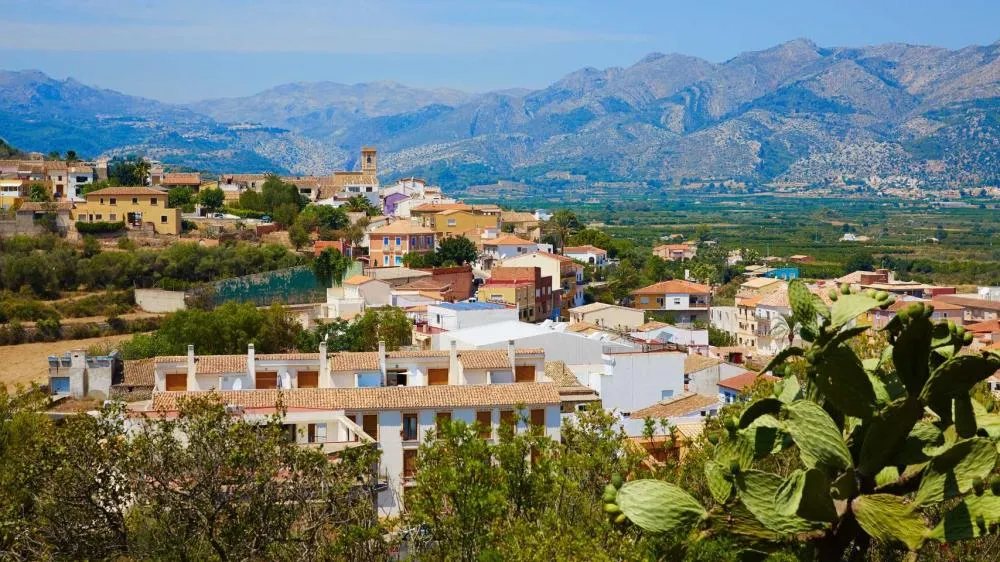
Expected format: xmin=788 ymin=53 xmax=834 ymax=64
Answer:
xmin=569 ymin=302 xmax=614 ymax=314
xmin=484 ymin=235 xmax=536 ymax=246
xmin=85 ymin=186 xmax=166 ymax=197
xmin=741 ymin=277 xmax=784 ymax=289
xmin=934 ymin=295 xmax=1000 ymax=312
xmin=160 ymin=172 xmax=201 ymax=185
xmin=632 ymin=279 xmax=710 ymax=295
xmin=718 ymin=371 xmax=779 ymax=391
xmin=371 ymin=221 xmax=435 ymax=235
xmin=500 ymin=211 xmax=537 ymax=223
xmin=757 ymin=288 xmax=791 ymax=308
xmin=543 ymin=360 xmax=583 ymax=387
xmin=563 ymin=245 xmax=607 ymax=255
xmin=150 ymin=382 xmax=561 ymax=412
xmin=653 ymin=243 xmax=692 ymax=252
xmin=343 ymin=275 xmax=375 ymax=286
xmin=684 ymin=354 xmax=722 ymax=374
xmin=329 ymin=352 xmax=380 ymax=372
xmin=121 ymin=358 xmax=155 ymax=387
xmin=411 ymin=203 xmax=472 ymax=213
xmin=197 ymin=355 xmax=248 ymax=375
xmin=564 ymin=321 xmax=602 ymax=334
xmin=636 ymin=321 xmax=670 ymax=332
xmin=631 ymin=392 xmax=718 ymax=419
xmin=397 ymin=278 xmax=451 ymax=291
xmin=256 ymin=354 xmax=320 ymax=361
xmin=966 ymin=319 xmax=1000 ymax=333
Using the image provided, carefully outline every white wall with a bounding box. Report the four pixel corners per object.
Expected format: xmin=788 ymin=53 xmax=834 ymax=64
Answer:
xmin=135 ymin=288 xmax=187 ymax=313
xmin=426 ymin=305 xmax=518 ymax=331
xmin=597 ymin=352 xmax=685 ymax=414
xmin=437 ymin=329 xmax=625 ymax=365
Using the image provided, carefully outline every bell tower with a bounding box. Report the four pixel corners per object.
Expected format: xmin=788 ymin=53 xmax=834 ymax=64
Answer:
xmin=361 ymin=146 xmax=377 ymax=175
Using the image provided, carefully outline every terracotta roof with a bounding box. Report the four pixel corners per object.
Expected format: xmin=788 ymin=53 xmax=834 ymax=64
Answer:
xmin=85 ymin=186 xmax=166 ymax=197
xmin=256 ymin=354 xmax=320 ymax=361
xmin=411 ymin=203 xmax=472 ymax=213
xmin=329 ymin=352 xmax=380 ymax=372
xmin=17 ymin=201 xmax=74 ymax=212
xmin=484 ymin=235 xmax=536 ymax=246
xmin=966 ymin=319 xmax=1000 ymax=333
xmin=160 ymin=172 xmax=201 ymax=185
xmin=500 ymin=211 xmax=537 ymax=223
xmin=343 ymin=275 xmax=375 ymax=286
xmin=504 ymin=252 xmax=572 ymax=263
xmin=569 ymin=302 xmax=615 ymax=314
xmin=565 ymin=321 xmax=602 ymax=334
xmin=882 ymin=299 xmax=964 ymax=313
xmin=397 ymin=278 xmax=451 ymax=291
xmin=121 ymin=358 xmax=155 ymax=387
xmin=934 ymin=295 xmax=1000 ymax=312
xmin=757 ymin=288 xmax=791 ymax=308
xmin=631 ymin=392 xmax=719 ymax=419
xmin=741 ymin=277 xmax=784 ymax=289
xmin=636 ymin=320 xmax=670 ymax=332
xmin=718 ymin=371 xmax=779 ymax=391
xmin=653 ymin=243 xmax=693 ymax=252
xmin=150 ymin=382 xmax=561 ymax=412
xmin=371 ymin=221 xmax=435 ymax=235
xmin=196 ymin=355 xmax=247 ymax=375
xmin=684 ymin=354 xmax=722 ymax=374
xmin=458 ymin=348 xmax=543 ymax=370
xmin=563 ymin=245 xmax=607 ymax=255
xmin=736 ymin=296 xmax=762 ymax=307
xmin=632 ymin=279 xmax=710 ymax=296
xmin=543 ymin=360 xmax=582 ymax=387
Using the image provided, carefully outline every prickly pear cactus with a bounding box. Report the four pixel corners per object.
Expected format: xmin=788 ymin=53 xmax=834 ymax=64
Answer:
xmin=611 ymin=279 xmax=1000 ymax=557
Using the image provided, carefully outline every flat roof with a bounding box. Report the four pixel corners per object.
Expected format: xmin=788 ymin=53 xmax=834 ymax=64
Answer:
xmin=433 ymin=301 xmax=508 ymax=311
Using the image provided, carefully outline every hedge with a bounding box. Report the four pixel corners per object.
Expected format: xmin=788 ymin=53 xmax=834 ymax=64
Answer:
xmin=76 ymin=220 xmax=126 ymax=234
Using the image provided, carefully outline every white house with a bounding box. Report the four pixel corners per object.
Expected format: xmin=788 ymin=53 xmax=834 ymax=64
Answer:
xmin=326 ymin=275 xmax=392 ymax=319
xmin=426 ymin=301 xmax=518 ymax=332
xmin=582 ymin=350 xmax=686 ymax=415
xmin=563 ymin=245 xmax=608 ymax=267
xmin=568 ymin=302 xmax=645 ymax=331
xmin=631 ymin=322 xmax=709 ymax=353
xmin=481 ymin=235 xmax=538 ymax=264
xmin=435 ymin=320 xmax=632 ymax=365
xmin=683 ymin=354 xmax=747 ymax=396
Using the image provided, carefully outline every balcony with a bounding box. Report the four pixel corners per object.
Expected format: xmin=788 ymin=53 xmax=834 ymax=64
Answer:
xmin=688 ymin=301 xmax=710 ymax=309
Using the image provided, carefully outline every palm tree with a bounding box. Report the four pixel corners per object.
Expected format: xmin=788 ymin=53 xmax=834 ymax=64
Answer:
xmin=134 ymin=159 xmax=151 ymax=186
xmin=344 ymin=195 xmax=375 ymax=215
xmin=769 ymin=313 xmax=797 ymax=349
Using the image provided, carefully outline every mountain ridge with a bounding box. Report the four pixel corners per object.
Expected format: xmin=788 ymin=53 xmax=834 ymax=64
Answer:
xmin=1 ymin=38 xmax=998 ymax=186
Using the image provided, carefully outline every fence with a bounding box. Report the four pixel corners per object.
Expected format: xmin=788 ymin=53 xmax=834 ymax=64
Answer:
xmin=211 ymin=266 xmax=326 ymax=307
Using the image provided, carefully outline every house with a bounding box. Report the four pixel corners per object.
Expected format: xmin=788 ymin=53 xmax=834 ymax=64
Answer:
xmin=365 ymin=266 xmax=432 ymax=288
xmin=623 ymin=392 xmax=721 ymax=436
xmin=718 ymin=371 xmax=779 ymax=404
xmin=563 ymin=245 xmax=608 ymax=267
xmin=568 ymin=302 xmax=645 ymax=331
xmin=414 ymin=301 xmax=519 ymax=349
xmin=428 ymin=208 xmax=499 ymax=239
xmin=629 ymin=280 xmax=711 ymax=325
xmin=144 ymin=340 xmax=558 ymax=515
xmin=500 ymin=252 xmax=578 ymax=319
xmin=66 ymin=165 xmax=94 ymax=201
xmin=219 ymin=173 xmax=269 ymax=202
xmin=733 ymin=277 xmax=786 ymax=348
xmin=325 ymin=275 xmax=392 ymax=319
xmin=160 ymin=172 xmax=202 ymax=192
xmin=369 ymin=221 xmax=436 ymax=267
xmin=480 ymin=266 xmax=554 ymax=322
xmin=481 ymin=235 xmax=538 ymax=264
xmin=499 ymin=211 xmax=540 ymax=240
xmin=392 ymin=278 xmax=454 ymax=305
xmin=47 ymin=349 xmax=119 ymax=399
xmin=652 ymin=243 xmax=697 ymax=261
xmin=631 ymin=322 xmax=710 ymax=353
xmin=13 ymin=201 xmax=75 ymax=234
xmin=683 ymin=354 xmax=747 ymax=395
xmin=418 ymin=265 xmax=475 ymax=302
xmin=436 ymin=320 xmax=630 ymax=366
xmin=71 ymin=186 xmax=181 ymax=235
xmin=835 ymin=269 xmax=889 ymax=288
xmin=840 ymin=233 xmax=871 ymax=242
xmin=933 ymin=295 xmax=1000 ymax=322
xmin=871 ymin=299 xmax=965 ymax=329
xmin=313 ymin=239 xmax=353 ymax=258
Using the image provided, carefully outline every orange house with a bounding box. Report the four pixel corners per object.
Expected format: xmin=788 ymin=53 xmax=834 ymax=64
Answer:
xmin=369 ymin=221 xmax=436 ymax=267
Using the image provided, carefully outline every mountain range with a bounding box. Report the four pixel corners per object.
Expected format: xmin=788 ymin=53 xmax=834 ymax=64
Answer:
xmin=1 ymin=38 xmax=998 ymax=187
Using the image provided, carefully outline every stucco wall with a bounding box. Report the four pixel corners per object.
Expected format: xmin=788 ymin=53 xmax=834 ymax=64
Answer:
xmin=135 ymin=288 xmax=187 ymax=313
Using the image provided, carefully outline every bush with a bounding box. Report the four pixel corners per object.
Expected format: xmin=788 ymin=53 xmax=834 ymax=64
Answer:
xmin=76 ymin=221 xmax=126 ymax=235
xmin=34 ymin=318 xmax=62 ymax=341
xmin=222 ymin=207 xmax=265 ymax=220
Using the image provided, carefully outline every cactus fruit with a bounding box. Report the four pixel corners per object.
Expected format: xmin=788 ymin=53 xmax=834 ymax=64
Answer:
xmin=611 ymin=473 xmax=624 ymax=489
xmin=841 ymin=283 xmax=851 ymax=295
xmin=828 ymin=289 xmax=839 ymax=301
xmin=603 ymin=484 xmax=618 ymax=503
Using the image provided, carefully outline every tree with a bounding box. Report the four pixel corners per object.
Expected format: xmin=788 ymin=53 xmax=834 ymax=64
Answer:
xmin=844 ymin=250 xmax=875 ymax=273
xmin=606 ymin=281 xmax=1000 ymax=560
xmin=109 ymin=156 xmax=151 ymax=186
xmin=436 ymin=236 xmax=478 ymax=266
xmin=768 ymin=313 xmax=797 ymax=348
xmin=167 ymin=187 xmax=194 ymax=211
xmin=313 ymin=247 xmax=352 ymax=288
xmin=27 ymin=183 xmax=50 ymax=202
xmin=740 ymin=247 xmax=761 ymax=265
xmin=694 ymin=224 xmax=712 ymax=242
xmin=198 ymin=187 xmax=224 ymax=212
xmin=353 ymin=307 xmax=412 ymax=351
xmin=237 ymin=189 xmax=267 ymax=212
xmin=344 ymin=195 xmax=378 ymax=216
xmin=297 ymin=204 xmax=349 ymax=231
xmin=707 ymin=325 xmax=736 ymax=347
xmin=261 ymin=174 xmax=304 ymax=212
xmin=65 ymin=150 xmax=78 ymax=162
xmin=545 ymin=209 xmax=582 ymax=248
xmin=81 ymin=235 xmax=101 ymax=258
xmin=288 ymin=222 xmax=310 ymax=250
xmin=273 ymin=202 xmax=300 ymax=229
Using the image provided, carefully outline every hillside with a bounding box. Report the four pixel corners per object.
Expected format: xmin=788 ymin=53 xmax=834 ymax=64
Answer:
xmin=1 ymin=39 xmax=998 ymax=185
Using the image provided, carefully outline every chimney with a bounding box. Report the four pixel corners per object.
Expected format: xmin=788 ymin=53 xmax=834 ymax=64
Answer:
xmin=319 ymin=339 xmax=330 ymax=387
xmin=378 ymin=340 xmax=387 ymax=380
xmin=247 ymin=343 xmax=256 ymax=382
xmin=187 ymin=345 xmax=197 ymax=390
xmin=507 ymin=339 xmax=516 ymax=375
xmin=449 ymin=340 xmax=460 ymax=384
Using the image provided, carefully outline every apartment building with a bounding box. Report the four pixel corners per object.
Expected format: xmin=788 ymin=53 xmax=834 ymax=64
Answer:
xmin=369 ymin=221 xmax=436 ymax=267
xmin=479 ymin=266 xmax=554 ymax=322
xmin=629 ymin=280 xmax=711 ymax=325
xmin=144 ymin=341 xmax=558 ymax=514
xmin=500 ymin=252 xmax=578 ymax=319
xmin=72 ymin=186 xmax=181 ymax=234
xmin=733 ymin=277 xmax=785 ymax=349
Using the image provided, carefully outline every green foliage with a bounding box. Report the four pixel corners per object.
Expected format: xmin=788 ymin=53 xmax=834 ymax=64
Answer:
xmin=108 ymin=156 xmax=150 ymax=186
xmin=435 ymin=235 xmax=478 ymax=266
xmin=75 ymin=220 xmax=126 ymax=234
xmin=197 ymin=187 xmax=225 ymax=211
xmin=27 ymin=183 xmax=50 ymax=202
xmin=167 ymin=187 xmax=194 ymax=211
xmin=343 ymin=195 xmax=379 ymax=216
xmin=611 ymin=281 xmax=1000 ymax=558
xmin=312 ymin=248 xmax=352 ymax=287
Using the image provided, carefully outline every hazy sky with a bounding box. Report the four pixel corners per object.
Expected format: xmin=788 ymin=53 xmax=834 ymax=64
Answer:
xmin=1 ymin=0 xmax=997 ymax=103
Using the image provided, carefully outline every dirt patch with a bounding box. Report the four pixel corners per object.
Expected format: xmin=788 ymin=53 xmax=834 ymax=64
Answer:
xmin=0 ymin=334 xmax=134 ymax=388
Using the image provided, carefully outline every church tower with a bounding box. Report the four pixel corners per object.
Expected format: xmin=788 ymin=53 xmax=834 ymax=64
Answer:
xmin=361 ymin=146 xmax=377 ymax=175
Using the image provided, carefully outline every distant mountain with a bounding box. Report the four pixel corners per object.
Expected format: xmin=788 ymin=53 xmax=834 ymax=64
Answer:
xmin=1 ymin=39 xmax=998 ymax=186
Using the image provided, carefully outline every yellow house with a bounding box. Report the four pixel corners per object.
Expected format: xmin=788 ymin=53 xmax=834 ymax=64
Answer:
xmin=431 ymin=209 xmax=499 ymax=238
xmin=72 ymin=186 xmax=181 ymax=235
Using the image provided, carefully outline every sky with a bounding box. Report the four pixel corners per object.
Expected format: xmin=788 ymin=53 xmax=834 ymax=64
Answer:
xmin=0 ymin=0 xmax=997 ymax=103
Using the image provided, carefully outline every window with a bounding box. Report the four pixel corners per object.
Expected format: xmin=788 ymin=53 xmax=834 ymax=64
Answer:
xmin=447 ymin=218 xmax=457 ymax=227
xmin=436 ymin=411 xmax=451 ymax=431
xmin=110 ymin=198 xmax=117 ymax=205
xmin=640 ymin=297 xmax=649 ymax=304
xmin=403 ymin=449 xmax=417 ymax=479
xmin=109 ymin=214 xmax=116 ymax=221
xmin=674 ymin=298 xmax=681 ymax=305
xmin=151 ymin=198 xmax=157 ymax=205
xmin=530 ymin=408 xmax=545 ymax=428
xmin=307 ymin=423 xmax=326 ymax=443
xmin=656 ymin=297 xmax=665 ymax=306
xmin=500 ymin=410 xmax=516 ymax=428
xmin=410 ymin=237 xmax=416 ymax=245
xmin=515 ymin=365 xmax=535 ymax=383
xmin=661 ymin=390 xmax=674 ymax=400
xmin=386 ymin=369 xmax=408 ymax=387
xmin=427 ymin=368 xmax=448 ymax=386
xmin=131 ymin=197 xmax=138 ymax=204
xmin=100 ymin=198 xmax=104 ymax=204
xmin=298 ymin=371 xmax=319 ymax=388
xmin=402 ymin=413 xmax=418 ymax=441
xmin=256 ymin=372 xmax=278 ymax=389
xmin=395 ymin=237 xmax=401 ymax=246
xmin=95 ymin=214 xmax=103 ymax=220
xmin=383 ymin=236 xmax=389 ymax=246
xmin=165 ymin=373 xmax=186 ymax=391
xmin=394 ymin=256 xmax=403 ymax=265
xmin=160 ymin=215 xmax=167 ymax=223
xmin=476 ymin=411 xmax=492 ymax=438
xmin=425 ymin=235 xmax=432 ymax=245
xmin=362 ymin=414 xmax=378 ymax=441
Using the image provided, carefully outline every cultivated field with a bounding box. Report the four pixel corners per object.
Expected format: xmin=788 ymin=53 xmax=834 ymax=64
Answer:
xmin=0 ymin=334 xmax=133 ymax=388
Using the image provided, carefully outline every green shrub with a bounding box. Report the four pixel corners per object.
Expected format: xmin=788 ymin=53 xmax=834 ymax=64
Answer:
xmin=34 ymin=318 xmax=62 ymax=341
xmin=76 ymin=221 xmax=126 ymax=235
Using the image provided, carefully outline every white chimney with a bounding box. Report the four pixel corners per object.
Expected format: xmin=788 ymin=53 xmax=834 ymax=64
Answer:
xmin=507 ymin=339 xmax=516 ymax=376
xmin=319 ymin=339 xmax=330 ymax=387
xmin=378 ymin=340 xmax=387 ymax=380
xmin=186 ymin=345 xmax=196 ymax=390
xmin=247 ymin=343 xmax=256 ymax=383
xmin=449 ymin=340 xmax=460 ymax=385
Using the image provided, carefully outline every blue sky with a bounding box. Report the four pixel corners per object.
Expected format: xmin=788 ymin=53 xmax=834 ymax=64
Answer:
xmin=1 ymin=0 xmax=997 ymax=103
